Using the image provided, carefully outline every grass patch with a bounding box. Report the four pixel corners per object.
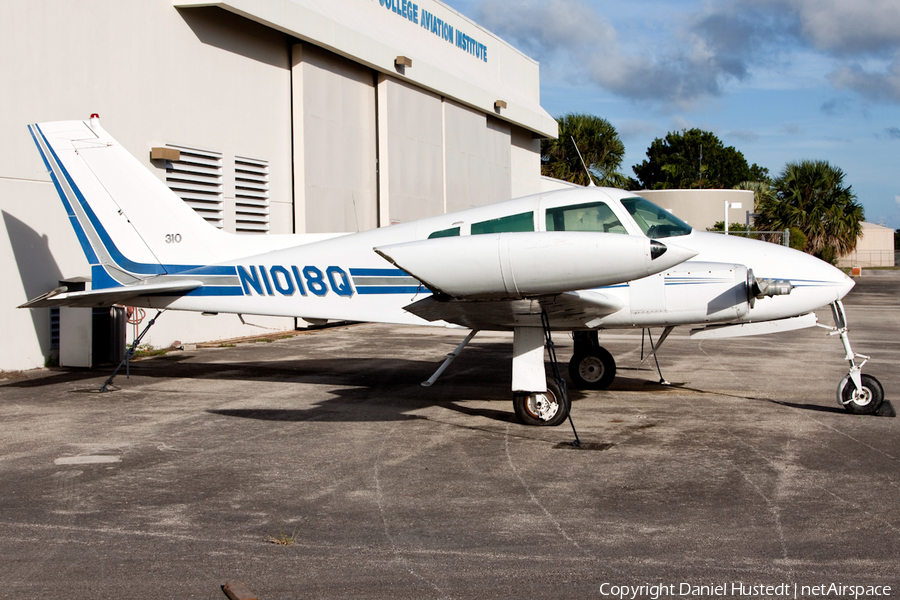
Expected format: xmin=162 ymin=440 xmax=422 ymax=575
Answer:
xmin=132 ymin=344 xmax=168 ymax=358
xmin=217 ymin=343 xmax=236 ymax=348
xmin=267 ymin=530 xmax=298 ymax=546
xmin=0 ymin=370 xmax=28 ymax=382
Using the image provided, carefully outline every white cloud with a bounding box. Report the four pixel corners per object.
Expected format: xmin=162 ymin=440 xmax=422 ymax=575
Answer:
xmin=727 ymin=129 xmax=761 ymax=142
xmin=474 ymin=0 xmax=727 ymax=107
xmin=467 ymin=0 xmax=900 ymax=107
xmin=789 ymin=0 xmax=900 ymax=56
xmin=694 ymin=0 xmax=900 ymax=103
xmin=827 ymin=51 xmax=900 ymax=103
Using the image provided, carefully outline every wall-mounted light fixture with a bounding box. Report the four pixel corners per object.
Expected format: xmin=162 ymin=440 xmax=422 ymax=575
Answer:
xmin=494 ymin=100 xmax=507 ymax=110
xmin=150 ymin=147 xmax=180 ymax=161
xmin=395 ymin=56 xmax=412 ymax=68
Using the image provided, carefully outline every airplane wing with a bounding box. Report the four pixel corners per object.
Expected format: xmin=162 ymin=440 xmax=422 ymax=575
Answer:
xmin=402 ymin=289 xmax=624 ymax=330
xmin=18 ymin=280 xmax=204 ymax=308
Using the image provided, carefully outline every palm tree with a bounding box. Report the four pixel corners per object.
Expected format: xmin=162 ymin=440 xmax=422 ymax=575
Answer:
xmin=756 ymin=160 xmax=864 ymax=262
xmin=541 ymin=113 xmax=626 ymax=187
xmin=734 ymin=180 xmax=775 ymax=211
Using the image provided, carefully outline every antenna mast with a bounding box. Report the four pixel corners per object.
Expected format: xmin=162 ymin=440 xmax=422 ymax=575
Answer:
xmin=571 ymin=136 xmax=596 ymax=187
xmin=698 ymin=144 xmax=703 ymax=189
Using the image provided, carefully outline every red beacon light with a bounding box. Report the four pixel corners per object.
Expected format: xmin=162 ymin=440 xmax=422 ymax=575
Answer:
xmin=89 ymin=113 xmax=100 ymax=127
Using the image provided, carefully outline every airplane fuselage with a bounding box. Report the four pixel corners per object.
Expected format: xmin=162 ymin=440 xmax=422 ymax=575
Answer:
xmin=133 ymin=187 xmax=852 ymax=331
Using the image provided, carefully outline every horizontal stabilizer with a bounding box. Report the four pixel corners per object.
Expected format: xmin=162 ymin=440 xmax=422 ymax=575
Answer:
xmin=690 ymin=313 xmax=818 ymax=339
xmin=19 ymin=280 xmax=204 ymax=308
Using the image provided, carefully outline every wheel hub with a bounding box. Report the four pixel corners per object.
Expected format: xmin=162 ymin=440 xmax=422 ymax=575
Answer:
xmin=527 ymin=391 xmax=559 ymax=421
xmin=849 ymin=387 xmax=873 ymax=407
xmin=578 ymin=356 xmax=604 ymax=383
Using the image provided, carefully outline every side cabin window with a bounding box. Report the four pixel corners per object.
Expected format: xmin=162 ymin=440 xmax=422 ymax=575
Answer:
xmin=428 ymin=227 xmax=460 ymax=239
xmin=620 ymin=197 xmax=692 ymax=238
xmin=545 ymin=201 xmax=626 ymax=234
xmin=471 ymin=212 xmax=534 ymax=235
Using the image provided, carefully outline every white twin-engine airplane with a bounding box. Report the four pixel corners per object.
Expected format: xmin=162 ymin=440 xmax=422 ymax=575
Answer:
xmin=21 ymin=116 xmax=885 ymax=424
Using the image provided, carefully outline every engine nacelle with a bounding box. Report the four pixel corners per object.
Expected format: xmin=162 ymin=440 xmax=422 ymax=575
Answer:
xmin=375 ymin=232 xmax=697 ymax=299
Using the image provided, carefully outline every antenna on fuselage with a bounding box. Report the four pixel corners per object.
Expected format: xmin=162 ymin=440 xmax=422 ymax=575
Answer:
xmin=571 ymin=136 xmax=596 ymax=187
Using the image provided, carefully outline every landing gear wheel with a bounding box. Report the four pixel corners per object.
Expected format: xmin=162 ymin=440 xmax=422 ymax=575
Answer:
xmin=568 ymin=347 xmax=616 ymax=390
xmin=513 ymin=381 xmax=568 ymax=426
xmin=838 ymin=373 xmax=884 ymax=415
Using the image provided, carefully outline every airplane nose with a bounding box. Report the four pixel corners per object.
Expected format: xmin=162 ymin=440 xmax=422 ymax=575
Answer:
xmin=836 ymin=270 xmax=855 ymax=300
xmin=785 ymin=247 xmax=855 ymax=306
xmin=652 ymin=240 xmax=698 ymax=265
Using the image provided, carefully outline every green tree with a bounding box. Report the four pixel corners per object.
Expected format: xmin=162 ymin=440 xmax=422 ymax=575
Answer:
xmin=708 ymin=221 xmax=753 ymax=232
xmin=733 ymin=180 xmax=775 ymax=209
xmin=632 ymin=128 xmax=767 ymax=190
xmin=755 ymin=160 xmax=864 ymax=261
xmin=541 ymin=113 xmax=626 ymax=187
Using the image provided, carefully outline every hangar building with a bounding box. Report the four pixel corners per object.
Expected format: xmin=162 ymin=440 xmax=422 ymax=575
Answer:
xmin=0 ymin=0 xmax=557 ymax=370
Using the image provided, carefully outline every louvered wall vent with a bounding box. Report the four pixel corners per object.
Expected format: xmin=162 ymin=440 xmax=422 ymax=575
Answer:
xmin=164 ymin=144 xmax=224 ymax=229
xmin=234 ymin=155 xmax=270 ymax=234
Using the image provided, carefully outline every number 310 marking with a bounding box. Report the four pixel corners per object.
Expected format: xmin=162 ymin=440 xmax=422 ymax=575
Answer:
xmin=165 ymin=233 xmax=182 ymax=244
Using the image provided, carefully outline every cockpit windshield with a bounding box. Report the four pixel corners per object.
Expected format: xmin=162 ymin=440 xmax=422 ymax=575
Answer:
xmin=620 ymin=197 xmax=692 ymax=238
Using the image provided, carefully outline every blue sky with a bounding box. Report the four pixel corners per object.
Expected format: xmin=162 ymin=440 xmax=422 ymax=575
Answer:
xmin=443 ymin=0 xmax=900 ymax=229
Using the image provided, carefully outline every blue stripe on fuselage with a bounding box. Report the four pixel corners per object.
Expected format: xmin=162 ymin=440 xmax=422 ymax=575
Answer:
xmin=35 ymin=125 xmax=167 ymax=277
xmin=29 ymin=125 xmax=101 ymax=266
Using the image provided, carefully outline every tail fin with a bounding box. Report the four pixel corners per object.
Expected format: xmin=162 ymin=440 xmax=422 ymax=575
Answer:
xmin=29 ymin=117 xmax=229 ymax=289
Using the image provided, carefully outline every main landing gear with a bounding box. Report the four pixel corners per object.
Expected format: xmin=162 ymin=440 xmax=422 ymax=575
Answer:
xmin=509 ymin=325 xmax=572 ymax=426
xmin=420 ymin=326 xmax=572 ymax=426
xmin=513 ymin=381 xmax=568 ymax=427
xmin=568 ymin=331 xmax=616 ymax=390
xmin=828 ymin=301 xmax=888 ymax=416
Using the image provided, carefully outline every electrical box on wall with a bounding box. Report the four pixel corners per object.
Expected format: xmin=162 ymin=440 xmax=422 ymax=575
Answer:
xmin=58 ymin=280 xmax=126 ymax=368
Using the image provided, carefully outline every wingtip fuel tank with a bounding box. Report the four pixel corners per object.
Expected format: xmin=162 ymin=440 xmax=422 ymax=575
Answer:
xmin=375 ymin=232 xmax=697 ymax=299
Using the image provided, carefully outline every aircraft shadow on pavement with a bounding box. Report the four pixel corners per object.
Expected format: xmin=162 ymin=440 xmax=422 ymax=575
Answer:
xmin=2 ymin=344 xmax=850 ymax=418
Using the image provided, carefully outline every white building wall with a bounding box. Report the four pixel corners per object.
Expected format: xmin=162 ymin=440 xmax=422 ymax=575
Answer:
xmin=294 ymin=44 xmax=378 ymax=234
xmin=0 ymin=1 xmax=298 ymax=367
xmin=0 ymin=179 xmax=90 ymax=370
xmin=444 ymin=101 xmax=511 ymax=213
xmin=381 ymin=77 xmax=445 ymax=224
xmin=837 ymin=222 xmax=895 ymax=268
xmin=0 ymin=0 xmax=556 ymax=371
xmin=511 ymin=128 xmax=542 ymax=198
xmin=636 ymin=189 xmax=755 ymax=231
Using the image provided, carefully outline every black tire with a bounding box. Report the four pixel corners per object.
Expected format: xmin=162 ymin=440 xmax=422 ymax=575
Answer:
xmin=568 ymin=346 xmax=616 ymax=390
xmin=838 ymin=373 xmax=884 ymax=415
xmin=513 ymin=381 xmax=568 ymax=426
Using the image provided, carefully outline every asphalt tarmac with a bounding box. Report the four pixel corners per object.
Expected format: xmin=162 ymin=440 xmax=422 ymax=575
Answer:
xmin=1 ymin=271 xmax=898 ymax=599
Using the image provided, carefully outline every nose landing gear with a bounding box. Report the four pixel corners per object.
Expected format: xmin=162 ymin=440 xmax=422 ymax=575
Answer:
xmin=828 ymin=301 xmax=892 ymax=416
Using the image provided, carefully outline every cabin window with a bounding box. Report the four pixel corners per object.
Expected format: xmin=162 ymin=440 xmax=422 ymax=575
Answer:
xmin=428 ymin=227 xmax=460 ymax=239
xmin=545 ymin=201 xmax=626 ymax=234
xmin=621 ymin=197 xmax=692 ymax=238
xmin=471 ymin=212 xmax=534 ymax=235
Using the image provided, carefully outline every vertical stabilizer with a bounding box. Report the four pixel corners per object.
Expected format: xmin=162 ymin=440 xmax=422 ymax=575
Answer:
xmin=30 ymin=117 xmax=231 ymax=288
